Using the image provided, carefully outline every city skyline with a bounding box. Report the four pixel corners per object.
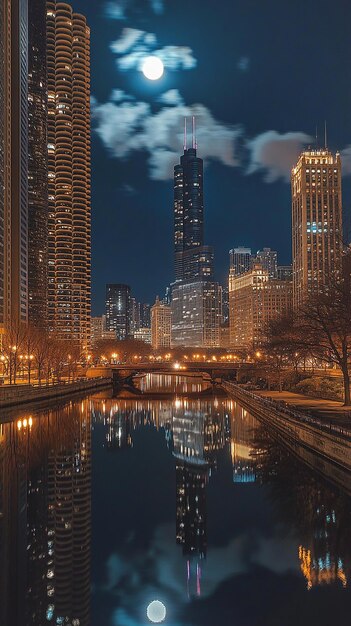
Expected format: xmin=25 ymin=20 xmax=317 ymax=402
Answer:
xmin=69 ymin=0 xmax=351 ymax=312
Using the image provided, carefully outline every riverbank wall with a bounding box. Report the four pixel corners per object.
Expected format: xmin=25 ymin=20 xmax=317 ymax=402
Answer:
xmin=222 ymin=381 xmax=351 ymax=477
xmin=0 ymin=377 xmax=112 ymax=409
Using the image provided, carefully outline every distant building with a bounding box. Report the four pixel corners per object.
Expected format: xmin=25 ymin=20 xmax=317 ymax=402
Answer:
xmin=256 ymin=248 xmax=277 ymax=278
xmin=229 ymin=263 xmax=292 ymax=349
xmin=171 ymin=281 xmax=222 ymax=348
xmin=129 ymin=297 xmax=140 ymax=335
xmin=277 ymin=265 xmax=293 ymax=281
xmin=221 ymin=284 xmax=229 ymax=323
xmin=140 ymin=303 xmax=151 ymax=328
xmin=105 ymin=284 xmax=131 ymax=340
xmin=133 ymin=327 xmax=152 ymax=344
xmin=219 ymin=323 xmax=230 ymax=348
xmin=291 ymin=149 xmax=343 ymax=308
xmin=91 ymin=316 xmax=115 ymax=347
xmin=151 ymin=297 xmax=171 ymax=350
xmin=229 ymin=247 xmax=252 ymax=276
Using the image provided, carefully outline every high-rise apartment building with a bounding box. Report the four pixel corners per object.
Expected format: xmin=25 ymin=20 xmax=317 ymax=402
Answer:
xmin=291 ymin=149 xmax=343 ymax=308
xmin=105 ymin=284 xmax=131 ymax=340
xmin=151 ymin=297 xmax=171 ymax=350
xmin=229 ymin=247 xmax=252 ymax=276
xmin=229 ymin=263 xmax=292 ymax=349
xmin=27 ymin=0 xmax=48 ymax=329
xmin=47 ymin=2 xmax=91 ymax=349
xmin=171 ymin=121 xmax=220 ymax=347
xmin=0 ymin=0 xmax=29 ymax=334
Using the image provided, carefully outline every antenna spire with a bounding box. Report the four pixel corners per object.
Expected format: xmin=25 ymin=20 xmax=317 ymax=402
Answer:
xmin=324 ymin=120 xmax=328 ymax=149
xmin=184 ymin=117 xmax=187 ymax=151
xmin=192 ymin=115 xmax=197 ymax=150
xmin=315 ymin=124 xmax=318 ymax=148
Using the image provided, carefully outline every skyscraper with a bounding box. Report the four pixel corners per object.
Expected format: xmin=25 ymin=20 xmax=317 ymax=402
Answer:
xmin=229 ymin=247 xmax=252 ymax=276
xmin=171 ymin=120 xmax=221 ymax=347
xmin=174 ymin=119 xmax=213 ymax=282
xmin=291 ymin=149 xmax=343 ymax=308
xmin=47 ymin=2 xmax=91 ymax=349
xmin=105 ymin=284 xmax=131 ymax=340
xmin=256 ymin=247 xmax=277 ymax=278
xmin=0 ymin=0 xmax=29 ymax=335
xmin=28 ymin=0 xmax=48 ymax=329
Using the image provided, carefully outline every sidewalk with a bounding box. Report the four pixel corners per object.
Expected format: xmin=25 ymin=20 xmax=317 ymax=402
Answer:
xmin=255 ymin=390 xmax=351 ymax=428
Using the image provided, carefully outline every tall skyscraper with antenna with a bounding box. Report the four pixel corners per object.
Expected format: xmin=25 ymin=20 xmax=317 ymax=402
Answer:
xmin=171 ymin=119 xmax=221 ymax=347
xmin=174 ymin=117 xmax=213 ymax=282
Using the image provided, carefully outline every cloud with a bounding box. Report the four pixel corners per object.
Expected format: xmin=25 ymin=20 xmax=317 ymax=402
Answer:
xmin=110 ymin=88 xmax=135 ymax=102
xmin=110 ymin=28 xmax=197 ymax=73
xmin=110 ymin=28 xmax=145 ymax=54
xmin=151 ymin=0 xmax=164 ymax=14
xmin=237 ymin=56 xmax=250 ymax=72
xmin=105 ymin=0 xmax=165 ymax=20
xmin=158 ymin=89 xmax=184 ymax=106
xmin=247 ymin=130 xmax=313 ymax=182
xmin=92 ymin=95 xmax=242 ymax=180
xmin=105 ymin=0 xmax=129 ymax=19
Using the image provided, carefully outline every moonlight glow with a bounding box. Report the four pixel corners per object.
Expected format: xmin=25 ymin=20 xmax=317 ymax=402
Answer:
xmin=146 ymin=600 xmax=166 ymax=623
xmin=142 ymin=56 xmax=164 ymax=80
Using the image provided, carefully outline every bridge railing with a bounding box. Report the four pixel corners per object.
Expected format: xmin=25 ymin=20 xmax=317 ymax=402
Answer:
xmin=222 ymin=381 xmax=351 ymax=441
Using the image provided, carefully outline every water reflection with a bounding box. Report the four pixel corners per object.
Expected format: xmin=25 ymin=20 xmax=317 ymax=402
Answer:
xmin=0 ymin=378 xmax=351 ymax=625
xmin=0 ymin=401 xmax=91 ymax=626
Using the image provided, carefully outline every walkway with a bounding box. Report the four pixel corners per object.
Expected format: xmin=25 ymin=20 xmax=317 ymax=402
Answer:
xmin=256 ymin=390 xmax=351 ymax=428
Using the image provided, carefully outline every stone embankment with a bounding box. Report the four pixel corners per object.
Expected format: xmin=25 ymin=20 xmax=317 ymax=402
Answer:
xmin=222 ymin=381 xmax=351 ymax=490
xmin=0 ymin=377 xmax=112 ymax=409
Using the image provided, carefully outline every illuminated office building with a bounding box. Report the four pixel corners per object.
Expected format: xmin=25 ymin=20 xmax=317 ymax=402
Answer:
xmin=171 ymin=122 xmax=220 ymax=347
xmin=151 ymin=297 xmax=171 ymax=349
xmin=229 ymin=247 xmax=252 ymax=276
xmin=0 ymin=0 xmax=29 ymax=334
xmin=291 ymin=149 xmax=343 ymax=308
xmin=105 ymin=284 xmax=131 ymax=340
xmin=229 ymin=262 xmax=292 ymax=349
xmin=171 ymin=280 xmax=222 ymax=348
xmin=47 ymin=2 xmax=91 ymax=349
xmin=28 ymin=0 xmax=48 ymax=329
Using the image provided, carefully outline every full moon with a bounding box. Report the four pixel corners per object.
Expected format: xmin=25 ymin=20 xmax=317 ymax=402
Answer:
xmin=141 ymin=56 xmax=164 ymax=81
xmin=146 ymin=600 xmax=166 ymax=623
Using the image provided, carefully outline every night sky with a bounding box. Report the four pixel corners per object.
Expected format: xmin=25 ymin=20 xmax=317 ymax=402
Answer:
xmin=72 ymin=0 xmax=351 ymax=314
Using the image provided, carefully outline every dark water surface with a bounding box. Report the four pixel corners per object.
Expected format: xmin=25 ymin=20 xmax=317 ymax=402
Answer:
xmin=1 ymin=375 xmax=350 ymax=625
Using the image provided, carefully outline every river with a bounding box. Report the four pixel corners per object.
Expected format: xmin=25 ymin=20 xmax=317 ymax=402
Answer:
xmin=0 ymin=374 xmax=350 ymax=625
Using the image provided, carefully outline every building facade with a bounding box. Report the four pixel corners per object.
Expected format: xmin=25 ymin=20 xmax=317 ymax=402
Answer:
xmin=229 ymin=263 xmax=292 ymax=349
xmin=171 ymin=281 xmax=222 ymax=348
xmin=28 ymin=0 xmax=48 ymax=329
xmin=291 ymin=149 xmax=343 ymax=308
xmin=151 ymin=297 xmax=171 ymax=350
xmin=47 ymin=2 xmax=91 ymax=349
xmin=256 ymin=248 xmax=277 ymax=278
xmin=171 ymin=123 xmax=221 ymax=347
xmin=229 ymin=247 xmax=252 ymax=276
xmin=105 ymin=284 xmax=131 ymax=340
xmin=0 ymin=0 xmax=29 ymax=335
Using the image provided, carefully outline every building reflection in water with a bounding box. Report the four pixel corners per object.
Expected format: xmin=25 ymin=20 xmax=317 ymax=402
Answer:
xmin=92 ymin=379 xmax=351 ymax=603
xmin=252 ymin=424 xmax=351 ymax=591
xmin=0 ymin=401 xmax=91 ymax=626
